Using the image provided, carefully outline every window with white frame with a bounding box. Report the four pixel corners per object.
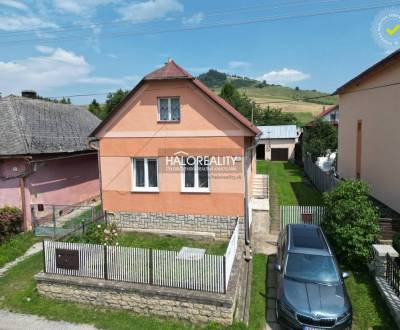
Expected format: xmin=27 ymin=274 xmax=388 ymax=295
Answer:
xmin=158 ymin=97 xmax=180 ymax=121
xmin=181 ymin=157 xmax=210 ymax=192
xmin=132 ymin=158 xmax=159 ymax=192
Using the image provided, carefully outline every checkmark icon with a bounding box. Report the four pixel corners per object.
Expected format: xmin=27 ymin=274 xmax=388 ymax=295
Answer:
xmin=386 ymin=24 xmax=400 ymax=36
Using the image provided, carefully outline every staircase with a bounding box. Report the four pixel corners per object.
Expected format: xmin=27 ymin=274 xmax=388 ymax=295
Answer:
xmin=252 ymin=174 xmax=269 ymax=199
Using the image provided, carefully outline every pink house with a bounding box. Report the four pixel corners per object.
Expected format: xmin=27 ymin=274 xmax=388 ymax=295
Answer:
xmin=0 ymin=92 xmax=101 ymax=229
xmin=90 ymin=60 xmax=261 ymax=242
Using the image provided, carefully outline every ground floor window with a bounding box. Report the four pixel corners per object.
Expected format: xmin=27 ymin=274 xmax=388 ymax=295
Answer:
xmin=132 ymin=158 xmax=159 ymax=192
xmin=182 ymin=157 xmax=210 ymax=193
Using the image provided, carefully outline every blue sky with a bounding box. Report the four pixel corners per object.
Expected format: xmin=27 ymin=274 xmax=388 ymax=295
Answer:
xmin=0 ymin=0 xmax=398 ymax=104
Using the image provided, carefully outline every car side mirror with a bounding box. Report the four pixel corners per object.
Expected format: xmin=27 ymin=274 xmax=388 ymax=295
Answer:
xmin=342 ymin=272 xmax=349 ymax=280
xmin=274 ymin=263 xmax=282 ymax=272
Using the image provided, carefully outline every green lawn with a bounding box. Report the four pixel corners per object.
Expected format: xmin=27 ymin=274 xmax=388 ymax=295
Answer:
xmin=117 ymin=232 xmax=228 ymax=255
xmin=62 ymin=204 xmax=102 ymax=229
xmin=248 ymin=254 xmax=267 ymax=330
xmin=0 ymin=250 xmax=268 ymax=330
xmin=0 ymin=231 xmax=40 ymax=268
xmin=257 ymin=161 xmax=322 ymax=205
xmin=345 ymin=270 xmax=397 ymax=330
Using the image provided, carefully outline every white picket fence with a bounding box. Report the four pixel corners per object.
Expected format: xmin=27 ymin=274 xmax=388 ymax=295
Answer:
xmin=280 ymin=205 xmax=326 ymax=229
xmin=43 ymin=223 xmax=240 ymax=294
xmin=224 ymin=222 xmax=239 ymax=290
xmin=153 ymin=250 xmax=224 ymax=293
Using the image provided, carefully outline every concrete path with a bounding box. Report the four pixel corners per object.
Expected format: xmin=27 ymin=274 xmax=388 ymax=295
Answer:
xmin=0 ymin=310 xmax=97 ymax=330
xmin=251 ymin=210 xmax=278 ymax=256
xmin=0 ymin=242 xmax=42 ymax=277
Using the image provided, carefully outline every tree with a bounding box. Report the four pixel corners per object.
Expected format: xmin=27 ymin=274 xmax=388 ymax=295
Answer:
xmin=88 ymin=99 xmax=102 ymax=118
xmin=257 ymin=107 xmax=298 ymax=126
xmin=304 ymin=118 xmax=337 ymax=160
xmin=102 ymin=89 xmax=129 ymax=119
xmin=59 ymin=97 xmax=71 ymax=104
xmin=322 ymin=180 xmax=380 ymax=268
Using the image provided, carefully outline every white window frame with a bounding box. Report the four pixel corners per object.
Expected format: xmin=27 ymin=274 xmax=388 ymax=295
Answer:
xmin=158 ymin=97 xmax=180 ymax=122
xmin=132 ymin=158 xmax=159 ymax=192
xmin=181 ymin=157 xmax=210 ymax=193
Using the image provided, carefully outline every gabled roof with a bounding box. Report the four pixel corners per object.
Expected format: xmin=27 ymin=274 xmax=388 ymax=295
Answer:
xmin=258 ymin=125 xmax=298 ymax=139
xmin=91 ymin=60 xmax=260 ymax=136
xmin=336 ymin=49 xmax=400 ymax=94
xmin=0 ymin=96 xmax=100 ymax=156
xmin=145 ymin=59 xmax=193 ymax=80
xmin=304 ymin=105 xmax=339 ymax=127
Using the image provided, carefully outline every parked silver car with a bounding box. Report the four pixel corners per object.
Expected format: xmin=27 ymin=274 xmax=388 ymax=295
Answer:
xmin=275 ymin=224 xmax=352 ymax=330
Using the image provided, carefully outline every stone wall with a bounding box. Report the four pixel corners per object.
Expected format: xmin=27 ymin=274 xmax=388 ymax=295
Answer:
xmin=35 ymin=252 xmax=242 ymax=325
xmin=107 ymin=212 xmax=244 ymax=240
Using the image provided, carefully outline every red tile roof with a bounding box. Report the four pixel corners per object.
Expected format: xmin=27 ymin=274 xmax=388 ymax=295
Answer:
xmin=91 ymin=60 xmax=260 ymax=136
xmin=304 ymin=104 xmax=338 ymax=127
xmin=145 ymin=59 xmax=193 ymax=80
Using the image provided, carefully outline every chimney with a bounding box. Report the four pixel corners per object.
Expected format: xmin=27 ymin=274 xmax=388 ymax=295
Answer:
xmin=166 ymin=57 xmax=172 ymax=64
xmin=21 ymin=90 xmax=37 ymax=99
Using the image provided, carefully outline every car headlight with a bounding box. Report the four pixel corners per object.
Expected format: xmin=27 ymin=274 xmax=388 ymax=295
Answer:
xmin=337 ymin=311 xmax=351 ymax=322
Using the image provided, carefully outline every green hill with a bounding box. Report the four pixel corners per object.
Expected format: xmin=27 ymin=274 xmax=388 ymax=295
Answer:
xmin=198 ymin=70 xmax=337 ymax=125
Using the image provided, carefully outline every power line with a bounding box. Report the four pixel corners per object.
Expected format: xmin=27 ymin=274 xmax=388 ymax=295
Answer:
xmin=0 ymin=0 xmax=397 ymax=47
xmin=0 ymin=0 xmax=345 ymax=38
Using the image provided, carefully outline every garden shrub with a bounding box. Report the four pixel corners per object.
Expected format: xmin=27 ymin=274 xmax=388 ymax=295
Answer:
xmin=392 ymin=232 xmax=400 ymax=254
xmin=67 ymin=222 xmax=119 ymax=246
xmin=0 ymin=207 xmax=23 ymax=242
xmin=322 ymin=180 xmax=380 ymax=268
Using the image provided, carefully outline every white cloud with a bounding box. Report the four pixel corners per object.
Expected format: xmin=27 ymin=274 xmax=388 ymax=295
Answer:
xmin=107 ymin=53 xmax=118 ymax=59
xmin=228 ymin=61 xmax=251 ymax=70
xmin=0 ymin=0 xmax=28 ymax=11
xmin=118 ymin=0 xmax=183 ymax=22
xmin=182 ymin=12 xmax=203 ymax=25
xmin=54 ymin=0 xmax=117 ymax=15
xmin=257 ymin=68 xmax=310 ymax=85
xmin=0 ymin=15 xmax=57 ymax=31
xmin=36 ymin=45 xmax=55 ymax=54
xmin=0 ymin=47 xmax=138 ymax=95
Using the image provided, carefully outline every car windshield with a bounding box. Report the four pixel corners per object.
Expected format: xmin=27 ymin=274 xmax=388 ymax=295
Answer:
xmin=285 ymin=253 xmax=340 ymax=284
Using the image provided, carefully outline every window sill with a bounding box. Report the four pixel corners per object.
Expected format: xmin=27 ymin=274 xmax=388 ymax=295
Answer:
xmin=131 ymin=188 xmax=160 ymax=193
xmin=181 ymin=189 xmax=211 ymax=194
xmin=157 ymin=120 xmax=180 ymax=123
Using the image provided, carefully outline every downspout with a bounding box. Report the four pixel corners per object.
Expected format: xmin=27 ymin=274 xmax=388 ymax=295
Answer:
xmin=243 ymin=133 xmax=261 ymax=245
xmin=88 ymin=138 xmax=103 ymax=215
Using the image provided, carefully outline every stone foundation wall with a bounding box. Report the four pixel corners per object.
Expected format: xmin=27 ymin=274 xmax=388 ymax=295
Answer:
xmin=35 ymin=252 xmax=242 ymax=325
xmin=107 ymin=212 xmax=244 ymax=240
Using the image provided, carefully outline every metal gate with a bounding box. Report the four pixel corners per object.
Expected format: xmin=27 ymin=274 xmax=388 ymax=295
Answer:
xmin=32 ymin=203 xmax=102 ymax=239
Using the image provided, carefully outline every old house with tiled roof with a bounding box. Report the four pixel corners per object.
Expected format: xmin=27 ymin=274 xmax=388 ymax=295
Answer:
xmin=0 ymin=92 xmax=101 ymax=229
xmin=90 ymin=59 xmax=261 ymax=242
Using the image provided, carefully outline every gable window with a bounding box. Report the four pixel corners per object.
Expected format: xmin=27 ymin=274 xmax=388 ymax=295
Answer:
xmin=158 ymin=97 xmax=180 ymax=121
xmin=132 ymin=158 xmax=159 ymax=192
xmin=181 ymin=157 xmax=210 ymax=193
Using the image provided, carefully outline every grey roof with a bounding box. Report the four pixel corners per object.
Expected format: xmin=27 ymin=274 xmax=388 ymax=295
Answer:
xmin=0 ymin=96 xmax=101 ymax=156
xmin=258 ymin=125 xmax=298 ymax=139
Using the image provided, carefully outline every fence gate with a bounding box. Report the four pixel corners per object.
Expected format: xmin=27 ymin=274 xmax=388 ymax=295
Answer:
xmin=280 ymin=205 xmax=326 ymax=229
xmin=32 ymin=203 xmax=101 ymax=239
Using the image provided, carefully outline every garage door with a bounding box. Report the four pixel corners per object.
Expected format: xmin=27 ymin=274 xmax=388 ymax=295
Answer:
xmin=271 ymin=148 xmax=288 ymax=161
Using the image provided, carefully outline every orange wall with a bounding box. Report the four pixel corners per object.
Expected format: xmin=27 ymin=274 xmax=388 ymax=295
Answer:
xmin=97 ymin=80 xmax=254 ymax=217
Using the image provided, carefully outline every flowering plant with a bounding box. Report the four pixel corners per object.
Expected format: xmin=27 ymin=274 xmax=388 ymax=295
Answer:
xmin=94 ymin=222 xmax=119 ymax=246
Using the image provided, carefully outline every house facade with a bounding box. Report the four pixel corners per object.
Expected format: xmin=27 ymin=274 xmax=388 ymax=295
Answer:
xmin=337 ymin=50 xmax=400 ymax=213
xmin=0 ymin=93 xmax=101 ymax=229
xmin=256 ymin=125 xmax=298 ymax=161
xmin=91 ymin=60 xmax=260 ymax=240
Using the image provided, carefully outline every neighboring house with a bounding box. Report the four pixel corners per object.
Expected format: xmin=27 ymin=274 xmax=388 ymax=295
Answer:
xmin=90 ymin=59 xmax=261 ymax=241
xmin=0 ymin=92 xmax=101 ymax=229
xmin=337 ymin=50 xmax=400 ymax=214
xmin=256 ymin=125 xmax=299 ymax=161
xmin=304 ymin=104 xmax=339 ymax=127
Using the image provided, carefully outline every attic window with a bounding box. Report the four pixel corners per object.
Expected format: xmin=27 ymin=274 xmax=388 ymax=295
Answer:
xmin=158 ymin=97 xmax=180 ymax=121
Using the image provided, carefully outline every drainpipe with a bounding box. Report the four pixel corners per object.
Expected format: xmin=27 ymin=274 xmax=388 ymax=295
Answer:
xmin=88 ymin=138 xmax=103 ymax=216
xmin=243 ymin=133 xmax=261 ymax=245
